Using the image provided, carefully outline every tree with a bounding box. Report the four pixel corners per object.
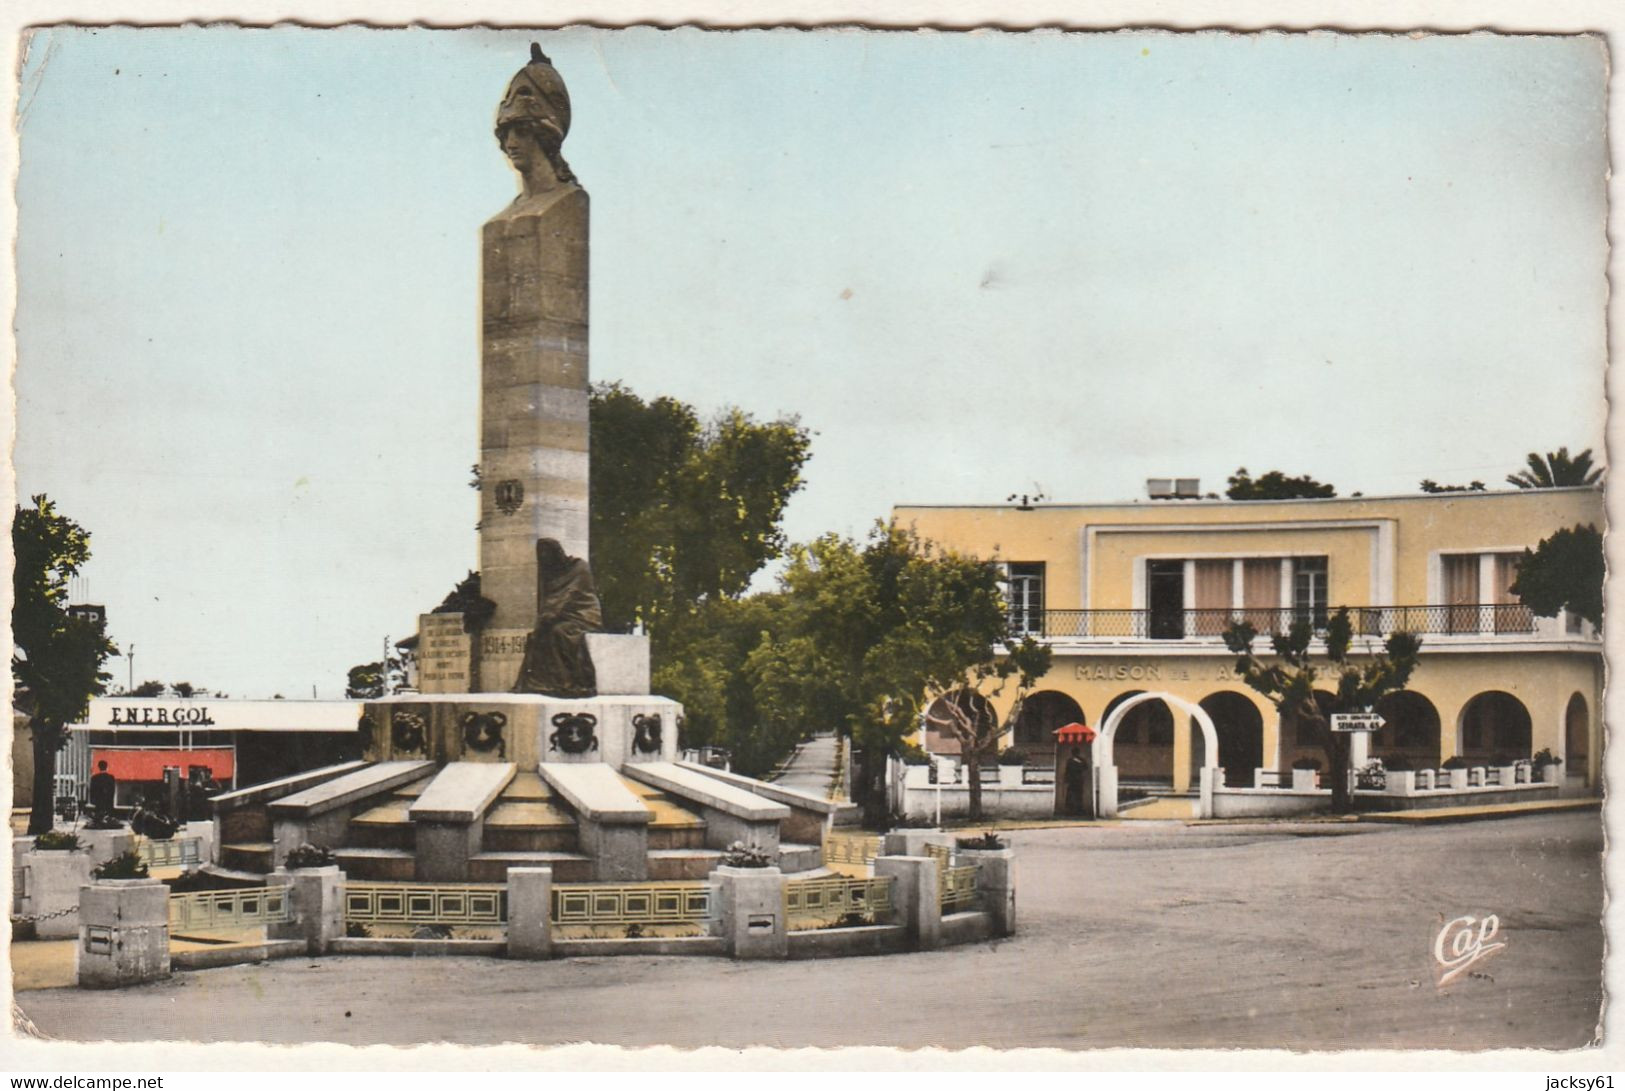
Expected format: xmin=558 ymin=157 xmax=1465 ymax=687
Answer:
xmin=1506 ymin=447 xmax=1603 ymax=489
xmin=432 ymin=570 xmax=495 ymax=630
xmin=126 ymin=680 xmax=167 ymax=697
xmin=589 ymin=382 xmax=812 ymax=632
xmin=1418 ymin=479 xmax=1486 ymax=494
xmin=12 ymin=495 xmax=118 ymax=834
xmin=344 ymin=655 xmax=409 ymax=700
xmin=1510 ymin=523 xmax=1604 ymax=628
xmin=1225 ymin=467 xmax=1336 ymax=500
xmin=922 ymin=636 xmax=1052 ymax=820
xmin=650 ymin=592 xmax=797 ymax=777
xmin=744 ymin=523 xmax=1044 ymax=826
xmin=1223 ymin=609 xmax=1421 ymax=814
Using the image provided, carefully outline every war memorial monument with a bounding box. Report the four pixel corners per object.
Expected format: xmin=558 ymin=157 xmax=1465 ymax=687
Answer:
xmin=188 ymin=47 xmax=1012 ymax=957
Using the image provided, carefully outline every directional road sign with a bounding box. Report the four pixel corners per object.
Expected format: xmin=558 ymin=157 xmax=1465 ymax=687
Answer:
xmin=1330 ymin=711 xmax=1386 ymax=733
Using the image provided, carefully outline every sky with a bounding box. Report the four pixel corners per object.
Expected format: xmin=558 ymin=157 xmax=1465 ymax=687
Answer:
xmin=12 ymin=26 xmax=1610 ymax=700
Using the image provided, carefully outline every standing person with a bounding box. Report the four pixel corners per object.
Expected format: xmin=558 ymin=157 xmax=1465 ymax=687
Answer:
xmin=1064 ymin=747 xmax=1091 ymax=817
xmin=87 ymin=760 xmax=117 ymax=825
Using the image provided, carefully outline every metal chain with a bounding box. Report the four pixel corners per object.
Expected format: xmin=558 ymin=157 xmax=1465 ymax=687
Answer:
xmin=10 ymin=905 xmax=79 ymax=925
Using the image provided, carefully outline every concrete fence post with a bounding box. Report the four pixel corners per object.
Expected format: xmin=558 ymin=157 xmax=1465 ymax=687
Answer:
xmin=79 ymin=829 xmax=136 ymax=868
xmin=961 ymin=848 xmax=1016 ymax=936
xmin=77 ymin=878 xmax=171 ymax=989
xmin=874 ymin=855 xmax=941 ymax=951
xmin=715 ymin=865 xmax=787 ymax=959
xmin=17 ymin=850 xmax=95 ymax=940
xmin=507 ymin=867 xmax=553 ymax=959
xmin=271 ymin=866 xmax=344 ymax=954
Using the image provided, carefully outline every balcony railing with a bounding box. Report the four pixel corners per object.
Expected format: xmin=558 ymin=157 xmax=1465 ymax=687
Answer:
xmin=1012 ymin=604 xmax=1549 ymax=641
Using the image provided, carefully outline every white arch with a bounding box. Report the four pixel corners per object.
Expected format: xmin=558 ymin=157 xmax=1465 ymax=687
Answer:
xmin=1094 ymin=691 xmax=1221 ymax=771
xmin=1093 ymin=691 xmax=1222 ymax=819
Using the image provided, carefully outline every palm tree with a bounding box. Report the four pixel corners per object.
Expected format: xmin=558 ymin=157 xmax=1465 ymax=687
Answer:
xmin=1506 ymin=447 xmax=1604 ymax=489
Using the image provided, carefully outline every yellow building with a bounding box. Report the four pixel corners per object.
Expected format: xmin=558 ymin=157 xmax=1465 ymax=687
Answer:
xmin=896 ymin=486 xmax=1602 ymax=799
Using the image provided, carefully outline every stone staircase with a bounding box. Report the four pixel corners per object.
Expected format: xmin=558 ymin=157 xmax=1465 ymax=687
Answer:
xmin=469 ymin=770 xmax=595 ymax=882
xmin=340 ymin=774 xmax=430 ymax=881
xmin=209 ymin=759 xmax=840 ymax=884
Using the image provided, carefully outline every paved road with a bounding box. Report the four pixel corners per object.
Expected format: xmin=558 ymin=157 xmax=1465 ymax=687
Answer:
xmin=771 ymin=733 xmax=840 ymax=797
xmin=14 ymin=812 xmax=1603 ymax=1051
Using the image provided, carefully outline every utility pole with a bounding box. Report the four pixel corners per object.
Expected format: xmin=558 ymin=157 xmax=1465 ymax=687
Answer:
xmin=127 ymin=643 xmax=135 ymax=694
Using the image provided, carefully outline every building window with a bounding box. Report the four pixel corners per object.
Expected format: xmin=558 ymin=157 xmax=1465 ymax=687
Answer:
xmin=1492 ymin=552 xmax=1533 ymax=633
xmin=1147 ymin=560 xmax=1185 ymax=639
xmin=1291 ymin=556 xmax=1328 ymax=627
xmin=1006 ymin=563 xmax=1045 ymax=636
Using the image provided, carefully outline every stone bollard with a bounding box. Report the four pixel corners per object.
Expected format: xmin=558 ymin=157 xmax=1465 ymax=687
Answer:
xmin=18 ymin=850 xmax=96 ymax=940
xmin=715 ymin=865 xmax=787 ymax=960
xmin=79 ymin=829 xmax=137 ymax=867
xmin=78 ymin=878 xmax=171 ymax=989
xmin=960 ymin=847 xmax=1016 ymax=936
xmin=272 ymin=866 xmax=344 ymax=954
xmin=874 ymin=855 xmax=941 ymax=951
xmin=506 ymin=867 xmax=553 ymax=959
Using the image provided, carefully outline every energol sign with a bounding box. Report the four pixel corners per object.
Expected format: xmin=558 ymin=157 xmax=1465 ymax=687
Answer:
xmin=108 ymin=705 xmax=215 ymax=726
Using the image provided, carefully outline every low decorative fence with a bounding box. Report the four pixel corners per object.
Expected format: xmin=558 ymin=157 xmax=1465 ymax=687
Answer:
xmin=784 ymin=875 xmax=894 ymax=931
xmin=940 ymin=865 xmax=979 ymax=912
xmin=551 ymin=882 xmax=713 ymax=929
xmin=822 ymin=833 xmax=881 ymax=869
xmin=343 ymin=883 xmax=507 ymax=927
xmin=169 ymin=885 xmax=291 ymax=932
xmin=139 ymin=837 xmax=202 ymax=869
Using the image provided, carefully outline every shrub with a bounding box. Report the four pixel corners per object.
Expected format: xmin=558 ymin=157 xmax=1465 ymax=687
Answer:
xmin=822 ymin=911 xmax=871 ymax=930
xmin=1533 ymin=748 xmax=1562 ymax=766
xmin=93 ymin=851 xmax=150 ymax=880
xmin=897 ymin=743 xmax=930 ymax=766
xmin=84 ymin=813 xmax=124 ymax=831
xmin=284 ymin=843 xmax=337 ymax=869
xmin=886 ymin=812 xmax=936 ymax=830
xmin=33 ymin=830 xmax=82 ymax=851
xmin=1291 ymin=757 xmax=1322 ymax=771
xmin=720 ymin=841 xmax=773 ymax=868
xmin=956 ymin=831 xmax=1007 ymax=850
xmin=164 ymin=870 xmax=246 ymax=894
xmin=1442 ymin=755 xmax=1470 ymax=770
xmin=998 ymin=748 xmax=1027 ymax=767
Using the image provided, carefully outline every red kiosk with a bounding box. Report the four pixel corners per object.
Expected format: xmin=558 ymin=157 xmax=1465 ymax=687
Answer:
xmin=1053 ymin=720 xmax=1097 ymax=817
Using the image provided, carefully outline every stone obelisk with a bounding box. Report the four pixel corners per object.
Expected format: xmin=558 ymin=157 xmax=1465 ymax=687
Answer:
xmin=476 ymin=44 xmax=590 ymax=691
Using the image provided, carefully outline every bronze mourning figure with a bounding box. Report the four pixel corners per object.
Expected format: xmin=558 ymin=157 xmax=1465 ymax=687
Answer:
xmin=511 ymin=537 xmax=602 ymax=698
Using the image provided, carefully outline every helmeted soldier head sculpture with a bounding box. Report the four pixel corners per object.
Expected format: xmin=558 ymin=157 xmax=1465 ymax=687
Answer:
xmin=496 ymin=42 xmax=578 ymax=196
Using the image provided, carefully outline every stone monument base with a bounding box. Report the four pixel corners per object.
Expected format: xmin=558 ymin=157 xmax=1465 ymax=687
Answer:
xmin=363 ymin=692 xmax=680 ymax=770
xmin=415 ymin=610 xmax=652 ymax=697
